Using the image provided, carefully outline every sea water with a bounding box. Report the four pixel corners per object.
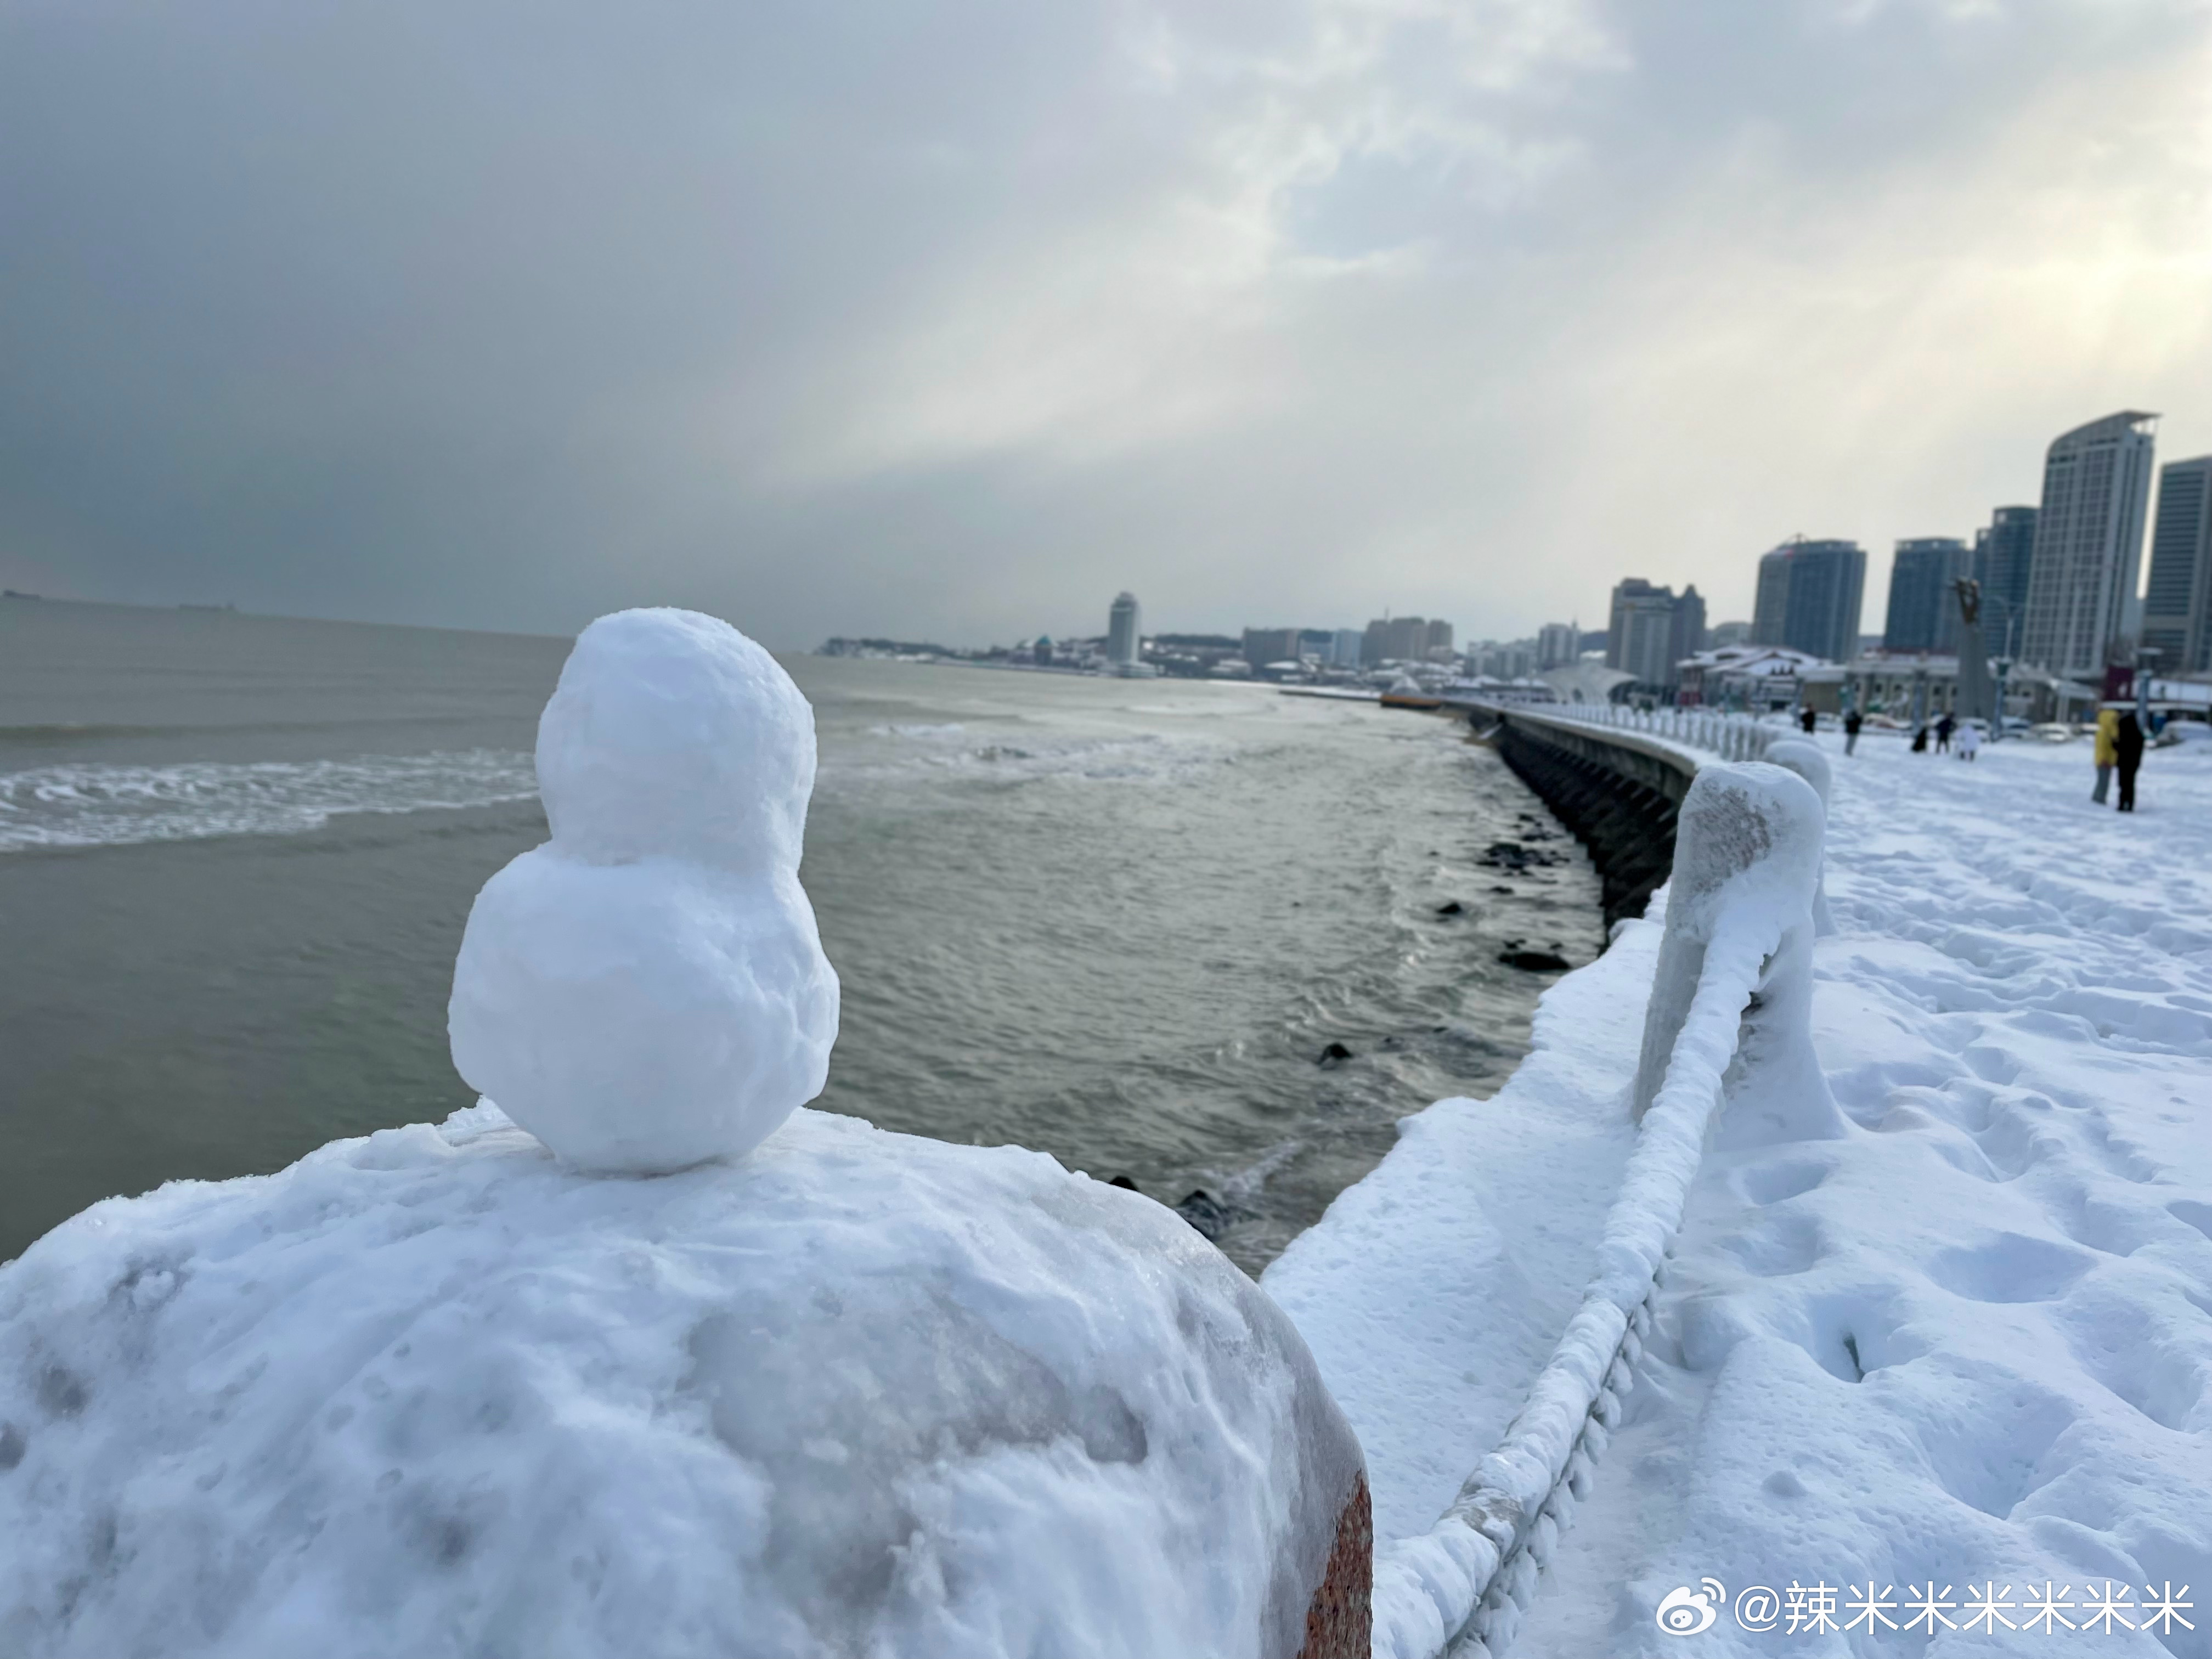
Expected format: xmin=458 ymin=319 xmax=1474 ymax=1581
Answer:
xmin=0 ymin=599 xmax=1599 ymax=1271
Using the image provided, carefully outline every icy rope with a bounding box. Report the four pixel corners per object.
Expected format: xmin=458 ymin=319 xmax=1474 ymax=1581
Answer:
xmin=1372 ymin=764 xmax=1828 ymax=1659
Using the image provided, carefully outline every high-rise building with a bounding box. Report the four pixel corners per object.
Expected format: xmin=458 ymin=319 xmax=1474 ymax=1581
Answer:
xmin=1240 ymin=626 xmax=1301 ymax=669
xmin=1882 ymin=538 xmax=1970 ymax=653
xmin=1607 ymin=580 xmax=1706 ymax=687
xmin=1606 ymin=580 xmax=1668 ymax=670
xmin=1328 ymin=628 xmax=1364 ymax=668
xmin=1425 ymin=619 xmax=1455 ymax=657
xmin=1669 ymin=585 xmax=1707 ymax=671
xmin=2140 ymin=455 xmax=2212 ymax=676
xmin=1970 ymin=506 xmax=2037 ymax=657
xmin=1708 ymin=620 xmax=1751 ymax=650
xmin=1536 ymin=622 xmax=1581 ymax=669
xmin=1751 ymin=539 xmax=1866 ymax=664
xmin=2020 ymin=411 xmax=2158 ymax=676
xmin=1362 ymin=616 xmax=1431 ymax=664
xmin=1616 ymin=594 xmax=1677 ymax=686
xmin=1105 ymin=592 xmax=1141 ymax=667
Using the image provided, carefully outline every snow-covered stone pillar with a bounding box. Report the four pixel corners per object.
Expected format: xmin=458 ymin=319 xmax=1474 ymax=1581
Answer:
xmin=1762 ymin=737 xmax=1837 ymax=937
xmin=1631 ymin=761 xmax=1846 ymax=1147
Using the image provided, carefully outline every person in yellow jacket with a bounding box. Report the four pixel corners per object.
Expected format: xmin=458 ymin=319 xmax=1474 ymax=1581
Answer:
xmin=2092 ymin=706 xmax=2120 ymax=805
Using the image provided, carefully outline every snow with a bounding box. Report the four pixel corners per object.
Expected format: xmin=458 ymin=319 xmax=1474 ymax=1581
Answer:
xmin=0 ymin=1104 xmax=1360 ymax=1658
xmin=1270 ymin=728 xmax=2212 ymax=1657
xmin=448 ymin=609 xmax=839 ymax=1174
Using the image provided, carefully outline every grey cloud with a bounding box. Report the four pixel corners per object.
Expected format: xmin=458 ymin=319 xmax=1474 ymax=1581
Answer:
xmin=3 ymin=0 xmax=2208 ymax=646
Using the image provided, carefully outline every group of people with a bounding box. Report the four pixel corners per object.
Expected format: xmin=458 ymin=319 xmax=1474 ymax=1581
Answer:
xmin=1805 ymin=700 xmax=2147 ymax=812
xmin=1902 ymin=711 xmax=1980 ymax=760
xmin=2091 ymin=705 xmax=2147 ymax=812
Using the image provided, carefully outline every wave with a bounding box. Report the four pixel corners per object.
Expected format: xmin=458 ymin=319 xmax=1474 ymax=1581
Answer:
xmin=0 ymin=750 xmax=539 ymax=853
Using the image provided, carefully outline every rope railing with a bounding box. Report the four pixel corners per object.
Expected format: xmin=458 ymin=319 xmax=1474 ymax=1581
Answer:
xmin=1370 ymin=761 xmax=1831 ymax=1659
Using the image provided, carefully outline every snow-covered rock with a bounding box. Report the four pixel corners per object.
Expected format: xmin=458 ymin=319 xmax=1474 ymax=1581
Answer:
xmin=0 ymin=1105 xmax=1368 ymax=1658
xmin=448 ymin=608 xmax=839 ymax=1175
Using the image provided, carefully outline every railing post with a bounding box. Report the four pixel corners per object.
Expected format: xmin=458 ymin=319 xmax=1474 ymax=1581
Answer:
xmin=1762 ymin=738 xmax=1836 ymax=936
xmin=1630 ymin=761 xmax=1846 ymax=1148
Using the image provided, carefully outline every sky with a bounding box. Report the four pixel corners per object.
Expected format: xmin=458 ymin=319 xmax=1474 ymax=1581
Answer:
xmin=3 ymin=0 xmax=2210 ymax=650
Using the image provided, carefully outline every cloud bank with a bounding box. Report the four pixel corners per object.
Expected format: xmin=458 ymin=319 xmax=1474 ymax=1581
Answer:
xmin=3 ymin=0 xmax=2208 ymax=645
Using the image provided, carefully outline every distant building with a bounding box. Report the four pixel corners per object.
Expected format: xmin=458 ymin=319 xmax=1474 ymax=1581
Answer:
xmin=1802 ymin=652 xmax=2068 ymax=727
xmin=1971 ymin=506 xmax=2037 ymax=658
xmin=1425 ymin=619 xmax=1455 ymax=656
xmin=2140 ymin=455 xmax=2212 ymax=676
xmin=1579 ymin=628 xmax=1609 ymax=657
xmin=1882 ymin=538 xmax=1970 ymax=653
xmin=1105 ymin=592 xmax=1141 ymax=668
xmin=1241 ymin=626 xmax=1301 ymax=670
xmin=1327 ymin=628 xmax=1364 ymax=668
xmin=1676 ymin=645 xmax=1825 ymax=710
xmin=1536 ymin=622 xmax=1581 ymax=670
xmin=1750 ymin=538 xmax=1866 ymax=664
xmin=1362 ymin=616 xmax=1431 ymax=664
xmin=1606 ymin=580 xmax=1705 ymax=689
xmin=1605 ymin=580 xmax=1667 ymax=671
xmin=1707 ymin=620 xmax=1751 ymax=649
xmin=2021 ymin=411 xmax=2158 ymax=676
xmin=1033 ymin=636 xmax=1054 ymax=666
xmin=1670 ymin=585 xmax=1707 ymax=672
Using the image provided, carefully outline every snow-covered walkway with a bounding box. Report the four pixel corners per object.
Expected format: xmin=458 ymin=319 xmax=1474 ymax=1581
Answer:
xmin=1272 ymin=731 xmax=2212 ymax=1657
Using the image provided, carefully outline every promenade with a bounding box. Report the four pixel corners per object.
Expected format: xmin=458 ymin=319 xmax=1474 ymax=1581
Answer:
xmin=1269 ymin=726 xmax=2212 ymax=1655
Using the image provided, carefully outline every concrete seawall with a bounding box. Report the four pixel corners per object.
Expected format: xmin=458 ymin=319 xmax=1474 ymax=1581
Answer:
xmin=1465 ymin=708 xmax=1696 ymax=929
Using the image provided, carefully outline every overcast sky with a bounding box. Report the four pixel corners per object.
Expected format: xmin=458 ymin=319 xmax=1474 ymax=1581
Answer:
xmin=4 ymin=0 xmax=2209 ymax=648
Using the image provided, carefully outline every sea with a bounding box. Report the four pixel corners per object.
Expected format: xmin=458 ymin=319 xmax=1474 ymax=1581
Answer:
xmin=0 ymin=599 xmax=1600 ymax=1273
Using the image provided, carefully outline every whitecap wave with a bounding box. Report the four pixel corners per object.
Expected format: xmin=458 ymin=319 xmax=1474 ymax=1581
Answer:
xmin=0 ymin=750 xmax=539 ymax=852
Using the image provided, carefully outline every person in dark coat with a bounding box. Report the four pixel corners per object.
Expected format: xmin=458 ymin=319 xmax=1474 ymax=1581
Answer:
xmin=1934 ymin=712 xmax=1955 ymax=753
xmin=1911 ymin=724 xmax=1929 ymax=753
xmin=1844 ymin=709 xmax=1864 ymax=757
xmin=1799 ymin=707 xmax=1818 ymax=735
xmin=2115 ymin=710 xmax=2145 ymax=812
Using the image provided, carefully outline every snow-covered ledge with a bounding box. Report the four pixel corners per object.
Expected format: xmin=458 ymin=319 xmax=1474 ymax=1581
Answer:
xmin=0 ymin=611 xmax=1370 ymax=1659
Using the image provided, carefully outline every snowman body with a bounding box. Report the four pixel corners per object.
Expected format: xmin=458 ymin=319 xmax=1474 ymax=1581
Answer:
xmin=449 ymin=608 xmax=840 ymax=1174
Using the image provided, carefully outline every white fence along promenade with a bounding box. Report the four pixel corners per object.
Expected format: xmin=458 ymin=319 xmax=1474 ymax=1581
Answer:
xmin=1370 ymin=748 xmax=1830 ymax=1659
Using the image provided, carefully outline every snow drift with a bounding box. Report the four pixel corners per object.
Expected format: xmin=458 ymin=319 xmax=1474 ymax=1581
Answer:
xmin=0 ymin=1105 xmax=1365 ymax=1658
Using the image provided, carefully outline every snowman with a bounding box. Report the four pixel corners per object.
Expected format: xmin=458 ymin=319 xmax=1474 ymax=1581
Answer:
xmin=448 ymin=608 xmax=840 ymax=1174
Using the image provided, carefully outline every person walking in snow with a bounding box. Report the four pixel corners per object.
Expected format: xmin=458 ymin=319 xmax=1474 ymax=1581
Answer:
xmin=2092 ymin=705 xmax=2119 ymax=804
xmin=1911 ymin=724 xmax=1929 ymax=754
xmin=1934 ymin=712 xmax=1955 ymax=753
xmin=2115 ymin=708 xmax=2145 ymax=812
xmin=1956 ymin=720 xmax=1980 ymax=761
xmin=1843 ymin=709 xmax=1863 ymax=757
xmin=1799 ymin=706 xmax=1817 ymax=736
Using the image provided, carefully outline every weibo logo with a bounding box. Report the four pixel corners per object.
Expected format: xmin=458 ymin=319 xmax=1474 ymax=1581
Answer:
xmin=1655 ymin=1579 xmax=1725 ymax=1635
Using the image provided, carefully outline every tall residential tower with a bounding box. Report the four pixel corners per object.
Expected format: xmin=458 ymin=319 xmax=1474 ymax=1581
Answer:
xmin=1882 ymin=538 xmax=1970 ymax=653
xmin=1106 ymin=592 xmax=1142 ymax=668
xmin=2019 ymin=411 xmax=2158 ymax=676
xmin=1751 ymin=538 xmax=1866 ymax=663
xmin=2140 ymin=455 xmax=2212 ymax=676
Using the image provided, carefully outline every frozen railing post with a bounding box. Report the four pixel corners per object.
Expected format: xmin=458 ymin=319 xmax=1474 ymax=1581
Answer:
xmin=1761 ymin=738 xmax=1836 ymax=937
xmin=1632 ymin=761 xmax=1846 ymax=1148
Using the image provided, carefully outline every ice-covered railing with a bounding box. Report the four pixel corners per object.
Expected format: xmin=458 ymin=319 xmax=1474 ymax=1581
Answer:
xmin=1518 ymin=702 xmax=1778 ymax=764
xmin=1372 ymin=762 xmax=1837 ymax=1659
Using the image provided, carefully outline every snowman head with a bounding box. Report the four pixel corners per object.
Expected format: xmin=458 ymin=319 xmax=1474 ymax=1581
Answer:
xmin=535 ymin=608 xmax=815 ymax=871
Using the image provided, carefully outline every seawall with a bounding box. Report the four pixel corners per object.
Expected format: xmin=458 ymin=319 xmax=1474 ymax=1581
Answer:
xmin=1466 ymin=707 xmax=1695 ymax=929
